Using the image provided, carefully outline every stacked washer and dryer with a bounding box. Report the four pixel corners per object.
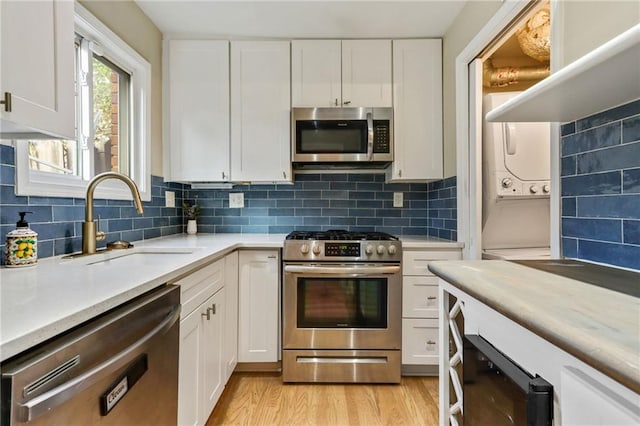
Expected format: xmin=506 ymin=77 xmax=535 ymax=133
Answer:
xmin=481 ymin=92 xmax=551 ymax=260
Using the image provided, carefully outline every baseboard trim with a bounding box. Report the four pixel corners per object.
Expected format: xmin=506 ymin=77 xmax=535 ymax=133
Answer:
xmin=402 ymin=364 xmax=439 ymax=376
xmin=234 ymin=361 xmax=282 ymax=373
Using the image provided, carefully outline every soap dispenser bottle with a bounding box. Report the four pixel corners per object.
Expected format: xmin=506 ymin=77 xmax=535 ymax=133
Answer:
xmin=5 ymin=212 xmax=38 ymax=267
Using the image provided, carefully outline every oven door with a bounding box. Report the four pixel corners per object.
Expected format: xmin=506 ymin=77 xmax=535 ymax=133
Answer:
xmin=283 ymin=263 xmax=401 ymax=350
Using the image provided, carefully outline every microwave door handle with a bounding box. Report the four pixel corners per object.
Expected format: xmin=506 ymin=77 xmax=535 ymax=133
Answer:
xmin=367 ymin=112 xmax=374 ymax=161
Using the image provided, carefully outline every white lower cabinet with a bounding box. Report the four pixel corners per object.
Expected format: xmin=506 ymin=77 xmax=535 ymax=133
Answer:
xmin=238 ymin=250 xmax=280 ymax=363
xmin=401 ymin=247 xmax=461 ymax=372
xmin=223 ymin=251 xmax=239 ymax=380
xmin=176 ymin=253 xmax=237 ymax=426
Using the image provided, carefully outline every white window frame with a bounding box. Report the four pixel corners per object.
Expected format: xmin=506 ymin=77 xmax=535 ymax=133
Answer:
xmin=15 ymin=2 xmax=151 ymax=201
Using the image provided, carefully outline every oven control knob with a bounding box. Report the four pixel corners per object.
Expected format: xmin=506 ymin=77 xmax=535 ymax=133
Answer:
xmin=312 ymin=245 xmax=321 ymax=255
xmin=388 ymin=244 xmax=397 ymax=255
xmin=543 ymin=184 xmax=550 ymax=193
xmin=377 ymin=245 xmax=386 ymax=255
xmin=529 ymin=184 xmax=539 ymax=194
xmin=365 ymin=244 xmax=374 ymax=255
xmin=300 ymin=243 xmax=310 ymax=255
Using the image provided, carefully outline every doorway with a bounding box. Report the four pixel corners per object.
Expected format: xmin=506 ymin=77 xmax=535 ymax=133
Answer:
xmin=478 ymin=3 xmax=553 ymax=260
xmin=455 ymin=0 xmax=561 ymax=260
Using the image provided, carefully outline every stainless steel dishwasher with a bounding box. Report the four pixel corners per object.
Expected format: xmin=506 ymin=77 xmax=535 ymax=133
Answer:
xmin=1 ymin=285 xmax=180 ymax=426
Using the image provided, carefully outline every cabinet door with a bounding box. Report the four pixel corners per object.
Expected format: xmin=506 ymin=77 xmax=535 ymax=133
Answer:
xmin=223 ymin=251 xmax=239 ymax=381
xmin=0 ymin=0 xmax=74 ymax=138
xmin=403 ymin=276 xmax=439 ymax=318
xmin=341 ymin=40 xmax=392 ymax=107
xmin=388 ymin=39 xmax=443 ymax=181
xmin=402 ymin=318 xmax=439 ymax=365
xmin=291 ymin=40 xmax=341 ymax=107
xmin=230 ymin=41 xmax=291 ymax=182
xmin=200 ymin=289 xmax=225 ymax=425
xmin=178 ymin=307 xmax=201 ymax=426
xmin=164 ymin=40 xmax=229 ymax=182
xmin=238 ymin=250 xmax=279 ymax=363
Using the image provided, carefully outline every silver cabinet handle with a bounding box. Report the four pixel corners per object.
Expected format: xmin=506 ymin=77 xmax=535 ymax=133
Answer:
xmin=18 ymin=306 xmax=180 ymax=422
xmin=282 ymin=171 xmax=286 ymax=179
xmin=343 ymin=100 xmax=351 ymax=105
xmin=222 ymin=172 xmax=227 ymax=180
xmin=366 ymin=112 xmax=374 ymax=161
xmin=202 ymin=307 xmax=213 ymax=320
xmin=427 ymin=340 xmax=436 ymax=345
xmin=334 ymin=98 xmax=339 ymax=106
xmin=211 ymin=304 xmax=216 ymax=315
xmin=427 ymin=296 xmax=437 ymax=300
xmin=267 ymin=255 xmax=277 ymax=259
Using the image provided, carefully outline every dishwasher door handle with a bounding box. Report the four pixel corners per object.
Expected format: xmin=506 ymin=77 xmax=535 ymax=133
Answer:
xmin=17 ymin=306 xmax=180 ymax=423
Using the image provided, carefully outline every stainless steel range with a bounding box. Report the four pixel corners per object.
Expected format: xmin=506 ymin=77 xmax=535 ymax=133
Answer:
xmin=282 ymin=230 xmax=402 ymax=383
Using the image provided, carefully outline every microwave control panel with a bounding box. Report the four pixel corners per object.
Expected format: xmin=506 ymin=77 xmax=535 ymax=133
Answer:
xmin=373 ymin=121 xmax=390 ymax=153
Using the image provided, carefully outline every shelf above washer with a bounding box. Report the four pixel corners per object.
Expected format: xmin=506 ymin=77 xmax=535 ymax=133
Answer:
xmin=486 ymin=24 xmax=640 ymax=123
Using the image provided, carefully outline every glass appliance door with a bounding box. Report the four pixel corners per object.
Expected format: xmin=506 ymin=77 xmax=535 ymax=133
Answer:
xmin=296 ymin=277 xmax=387 ymax=328
xmin=296 ymin=119 xmax=368 ymax=154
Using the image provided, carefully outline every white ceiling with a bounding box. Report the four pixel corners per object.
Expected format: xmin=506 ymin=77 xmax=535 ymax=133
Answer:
xmin=135 ymin=1 xmax=468 ymax=39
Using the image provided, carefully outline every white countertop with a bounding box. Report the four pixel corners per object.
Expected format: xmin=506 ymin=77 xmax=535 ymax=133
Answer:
xmin=0 ymin=234 xmax=285 ymax=362
xmin=428 ymin=260 xmax=640 ymax=394
xmin=1 ymin=233 xmax=460 ymax=362
xmin=400 ymin=235 xmax=464 ymax=250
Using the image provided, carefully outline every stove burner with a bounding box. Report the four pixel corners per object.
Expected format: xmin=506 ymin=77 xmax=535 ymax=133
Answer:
xmin=285 ymin=230 xmax=398 ymax=241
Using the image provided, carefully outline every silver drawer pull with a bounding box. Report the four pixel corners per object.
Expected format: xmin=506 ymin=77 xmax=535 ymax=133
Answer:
xmin=427 ymin=296 xmax=437 ymax=300
xmin=427 ymin=340 xmax=436 ymax=345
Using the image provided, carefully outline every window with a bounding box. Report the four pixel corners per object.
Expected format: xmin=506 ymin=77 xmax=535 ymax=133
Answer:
xmin=16 ymin=3 xmax=151 ymax=201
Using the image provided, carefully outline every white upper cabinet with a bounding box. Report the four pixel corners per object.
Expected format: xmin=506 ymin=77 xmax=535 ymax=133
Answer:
xmin=386 ymin=39 xmax=443 ymax=182
xmin=291 ymin=39 xmax=392 ymax=107
xmin=163 ymin=40 xmax=230 ymax=182
xmin=291 ymin=40 xmax=341 ymax=107
xmin=230 ymin=41 xmax=291 ymax=182
xmin=0 ymin=0 xmax=75 ymax=139
xmin=341 ymin=40 xmax=392 ymax=108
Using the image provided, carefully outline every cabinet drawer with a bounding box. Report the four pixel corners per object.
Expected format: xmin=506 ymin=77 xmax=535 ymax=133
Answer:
xmin=402 ymin=318 xmax=439 ymax=365
xmin=402 ymin=276 xmax=439 ymax=318
xmin=403 ymin=250 xmax=461 ymax=276
xmin=173 ymin=258 xmax=225 ymax=317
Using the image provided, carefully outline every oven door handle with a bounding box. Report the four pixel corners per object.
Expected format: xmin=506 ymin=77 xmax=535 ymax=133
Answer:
xmin=284 ymin=265 xmax=400 ymax=275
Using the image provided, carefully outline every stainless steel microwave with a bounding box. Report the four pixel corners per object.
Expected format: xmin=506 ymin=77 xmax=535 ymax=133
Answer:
xmin=292 ymin=107 xmax=393 ymax=164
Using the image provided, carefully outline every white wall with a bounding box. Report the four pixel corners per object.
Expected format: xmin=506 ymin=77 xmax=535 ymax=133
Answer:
xmin=79 ymin=0 xmax=163 ymax=177
xmin=441 ymin=1 xmax=502 ymax=178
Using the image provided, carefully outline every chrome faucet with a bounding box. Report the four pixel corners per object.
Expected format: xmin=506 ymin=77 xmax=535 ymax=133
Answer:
xmin=82 ymin=172 xmax=144 ymax=254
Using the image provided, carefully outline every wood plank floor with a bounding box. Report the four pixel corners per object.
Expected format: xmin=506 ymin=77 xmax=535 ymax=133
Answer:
xmin=206 ymin=373 xmax=439 ymax=426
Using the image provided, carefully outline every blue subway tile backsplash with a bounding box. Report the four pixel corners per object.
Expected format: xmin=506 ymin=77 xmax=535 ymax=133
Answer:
xmin=0 ymin=144 xmax=184 ymax=264
xmin=561 ymin=98 xmax=640 ymax=270
xmin=1 ymin=142 xmax=459 ymax=262
xmin=182 ymin=173 xmax=457 ymax=239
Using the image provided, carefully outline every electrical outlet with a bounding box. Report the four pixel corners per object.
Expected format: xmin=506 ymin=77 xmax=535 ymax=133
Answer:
xmin=393 ymin=192 xmax=403 ymax=208
xmin=229 ymin=193 xmax=244 ymax=208
xmin=165 ymin=191 xmax=175 ymax=208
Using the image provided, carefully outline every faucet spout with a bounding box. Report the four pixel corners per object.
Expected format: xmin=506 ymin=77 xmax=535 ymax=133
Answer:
xmin=82 ymin=172 xmax=144 ymax=254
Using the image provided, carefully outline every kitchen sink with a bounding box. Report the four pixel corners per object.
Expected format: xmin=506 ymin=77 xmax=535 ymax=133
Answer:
xmin=61 ymin=247 xmax=202 ymax=265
